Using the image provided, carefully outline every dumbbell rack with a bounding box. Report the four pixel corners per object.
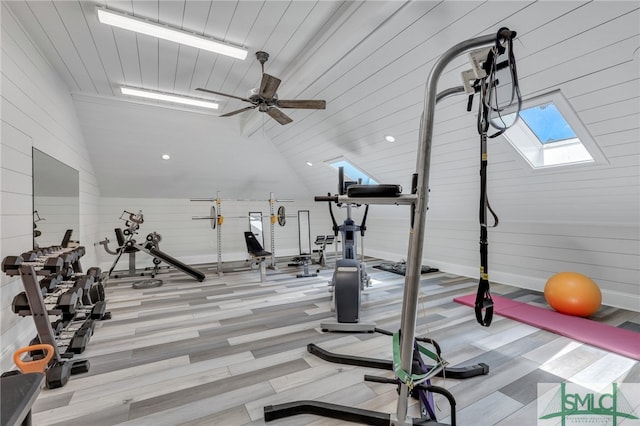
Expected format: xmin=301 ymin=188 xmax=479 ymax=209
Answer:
xmin=2 ymin=245 xmax=110 ymax=388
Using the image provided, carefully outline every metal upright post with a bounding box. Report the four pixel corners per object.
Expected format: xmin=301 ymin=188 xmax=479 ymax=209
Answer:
xmin=263 ymin=28 xmax=517 ymax=426
xmin=269 ymin=192 xmax=277 ymax=269
xmin=19 ymin=265 xmax=62 ymax=363
xmin=394 ymin=31 xmax=513 ymax=424
xmin=216 ymin=192 xmax=223 ymax=277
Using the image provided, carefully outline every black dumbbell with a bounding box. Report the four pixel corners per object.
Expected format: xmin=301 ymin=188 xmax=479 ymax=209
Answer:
xmin=73 ymin=276 xmax=94 ymax=304
xmin=68 ymin=320 xmax=95 ymax=354
xmin=12 ymin=292 xmax=31 ymax=314
xmin=40 ymin=274 xmax=63 ymax=292
xmin=42 ymin=257 xmax=64 ymax=275
xmin=86 ymin=267 xmax=102 ymax=281
xmin=88 ymin=282 xmax=105 ymax=303
xmin=58 ymin=252 xmax=76 ymax=266
xmin=20 ymin=251 xmax=39 ymax=261
xmin=73 ymin=275 xmax=94 ymax=290
xmin=2 ymin=256 xmax=24 ymax=276
xmin=51 ymin=319 xmax=65 ymax=335
xmin=57 ymin=288 xmax=80 ymax=314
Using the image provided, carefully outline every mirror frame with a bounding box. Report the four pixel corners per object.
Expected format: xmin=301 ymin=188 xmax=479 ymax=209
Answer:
xmin=248 ymin=212 xmax=264 ymax=248
xmin=32 ymin=148 xmax=79 ymax=249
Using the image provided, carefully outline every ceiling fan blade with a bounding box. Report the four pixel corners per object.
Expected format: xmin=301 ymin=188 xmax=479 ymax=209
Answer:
xmin=259 ymin=73 xmax=281 ymax=99
xmin=276 ymin=99 xmax=326 ymax=110
xmin=220 ymin=105 xmax=257 ymax=117
xmin=196 ymin=87 xmax=253 ymax=103
xmin=265 ymin=107 xmax=293 ymax=125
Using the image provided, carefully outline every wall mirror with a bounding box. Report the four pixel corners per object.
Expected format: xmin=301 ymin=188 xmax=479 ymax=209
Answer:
xmin=298 ymin=210 xmax=311 ymax=255
xmin=249 ymin=212 xmax=264 ymax=247
xmin=32 ymin=148 xmax=79 ymax=249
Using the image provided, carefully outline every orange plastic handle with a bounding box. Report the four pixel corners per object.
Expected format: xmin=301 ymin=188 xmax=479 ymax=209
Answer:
xmin=13 ymin=344 xmax=54 ymax=373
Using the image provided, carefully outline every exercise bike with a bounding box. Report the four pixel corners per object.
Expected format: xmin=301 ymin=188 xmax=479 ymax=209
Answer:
xmin=320 ymin=167 xmax=375 ymax=333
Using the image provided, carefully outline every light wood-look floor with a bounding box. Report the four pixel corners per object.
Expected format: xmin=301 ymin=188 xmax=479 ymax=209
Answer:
xmin=30 ymin=259 xmax=640 ymax=425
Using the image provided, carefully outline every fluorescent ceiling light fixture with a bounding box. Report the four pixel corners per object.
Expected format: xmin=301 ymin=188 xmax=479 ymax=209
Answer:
xmin=327 ymin=158 xmax=378 ymax=185
xmin=493 ymin=90 xmax=607 ymax=169
xmin=385 ymin=135 xmax=396 ymax=143
xmin=161 ymin=154 xmax=171 ymax=160
xmin=96 ymin=7 xmax=247 ymax=60
xmin=121 ymin=87 xmax=219 ymax=110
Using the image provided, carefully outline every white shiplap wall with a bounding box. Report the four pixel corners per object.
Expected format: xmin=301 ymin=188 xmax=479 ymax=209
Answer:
xmin=0 ymin=5 xmax=101 ymax=371
xmin=330 ymin=2 xmax=640 ymax=311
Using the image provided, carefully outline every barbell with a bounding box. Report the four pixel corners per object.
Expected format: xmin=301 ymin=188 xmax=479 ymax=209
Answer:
xmin=192 ymin=205 xmax=296 ymax=229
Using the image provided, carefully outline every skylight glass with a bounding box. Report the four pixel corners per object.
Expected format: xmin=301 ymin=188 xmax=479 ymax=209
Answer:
xmin=519 ymin=102 xmax=576 ymax=144
xmin=328 ymin=159 xmax=378 ymax=185
xmin=495 ymin=90 xmax=607 ymax=170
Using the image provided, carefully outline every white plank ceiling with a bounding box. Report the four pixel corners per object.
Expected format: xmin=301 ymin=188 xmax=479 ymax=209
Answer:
xmin=5 ymin=1 xmax=640 ymax=222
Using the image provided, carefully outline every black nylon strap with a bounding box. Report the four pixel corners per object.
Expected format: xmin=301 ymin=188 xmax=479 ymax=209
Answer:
xmin=473 ymin=28 xmax=519 ymax=327
xmin=476 ymin=224 xmax=494 ymax=327
xmin=475 ymin=71 xmax=495 ymax=327
xmin=475 ymin=278 xmax=494 ymax=327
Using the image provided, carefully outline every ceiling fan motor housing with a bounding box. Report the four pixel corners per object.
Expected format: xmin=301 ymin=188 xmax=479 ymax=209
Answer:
xmin=195 ymin=50 xmax=325 ymax=125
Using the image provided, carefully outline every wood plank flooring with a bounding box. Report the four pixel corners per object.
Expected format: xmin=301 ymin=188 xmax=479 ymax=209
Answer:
xmin=29 ymin=260 xmax=639 ymax=425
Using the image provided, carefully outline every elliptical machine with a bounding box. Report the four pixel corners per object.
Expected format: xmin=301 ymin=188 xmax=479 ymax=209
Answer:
xmin=320 ymin=167 xmax=375 ymax=333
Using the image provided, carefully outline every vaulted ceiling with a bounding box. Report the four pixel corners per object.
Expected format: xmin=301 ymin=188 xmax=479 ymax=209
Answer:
xmin=7 ymin=1 xmax=640 ymax=220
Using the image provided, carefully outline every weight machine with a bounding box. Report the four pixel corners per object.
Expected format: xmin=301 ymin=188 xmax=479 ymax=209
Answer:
xmin=287 ymin=210 xmax=318 ymax=278
xmin=97 ymin=210 xmax=205 ymax=286
xmin=264 ymin=27 xmax=520 ymax=425
xmin=191 ymin=192 xmax=295 ymax=276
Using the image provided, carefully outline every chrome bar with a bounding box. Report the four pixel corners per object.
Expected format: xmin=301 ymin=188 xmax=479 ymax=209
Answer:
xmin=395 ymin=31 xmax=512 ymax=424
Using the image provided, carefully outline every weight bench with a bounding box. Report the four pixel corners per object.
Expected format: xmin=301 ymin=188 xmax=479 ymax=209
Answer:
xmin=244 ymin=232 xmax=271 ymax=282
xmin=313 ymin=234 xmax=335 ymax=267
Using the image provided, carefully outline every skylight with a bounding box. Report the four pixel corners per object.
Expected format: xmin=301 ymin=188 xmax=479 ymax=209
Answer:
xmin=494 ymin=90 xmax=607 ymax=169
xmin=327 ymin=159 xmax=378 ymax=185
xmin=519 ymin=102 xmax=576 ymax=144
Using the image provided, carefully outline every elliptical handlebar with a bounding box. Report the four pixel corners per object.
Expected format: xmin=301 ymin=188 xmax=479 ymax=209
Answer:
xmin=360 ymin=205 xmax=369 ymax=236
xmin=326 ymin=193 xmax=339 ymax=236
xmin=314 ymin=195 xmax=338 ymax=202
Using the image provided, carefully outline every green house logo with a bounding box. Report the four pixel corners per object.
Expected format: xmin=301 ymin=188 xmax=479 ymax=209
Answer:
xmin=538 ymin=383 xmax=639 ymax=425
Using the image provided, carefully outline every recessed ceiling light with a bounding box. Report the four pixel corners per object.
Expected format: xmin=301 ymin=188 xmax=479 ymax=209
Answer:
xmin=161 ymin=154 xmax=171 ymax=160
xmin=121 ymin=87 xmax=219 ymax=109
xmin=385 ymin=135 xmax=396 ymax=143
xmin=96 ymin=7 xmax=247 ymax=60
xmin=306 ymin=161 xmax=313 ymax=167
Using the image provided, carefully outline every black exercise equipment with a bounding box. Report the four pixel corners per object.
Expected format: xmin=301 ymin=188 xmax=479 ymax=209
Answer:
xmin=244 ymin=231 xmax=272 ymax=282
xmin=311 ymin=234 xmax=335 ymax=267
xmin=264 ymin=27 xmax=519 ymax=425
xmin=317 ymin=166 xmax=376 ymax=333
xmin=0 ymin=372 xmax=44 ymax=426
xmin=98 ymin=210 xmax=205 ymax=286
xmin=286 ymin=210 xmax=317 ymax=278
xmin=373 ymin=260 xmax=439 ymax=276
xmin=465 ymin=35 xmax=521 ymax=327
xmin=2 ymin=242 xmax=110 ymax=388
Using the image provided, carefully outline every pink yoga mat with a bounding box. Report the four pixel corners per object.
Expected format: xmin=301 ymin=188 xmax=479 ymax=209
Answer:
xmin=454 ymin=294 xmax=640 ymax=360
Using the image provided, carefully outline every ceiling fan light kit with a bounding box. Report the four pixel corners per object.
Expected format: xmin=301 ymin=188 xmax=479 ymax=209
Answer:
xmin=196 ymin=51 xmax=326 ymax=125
xmin=96 ymin=7 xmax=248 ymax=60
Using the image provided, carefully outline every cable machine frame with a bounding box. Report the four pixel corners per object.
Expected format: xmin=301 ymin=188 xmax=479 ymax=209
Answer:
xmin=264 ymin=28 xmax=518 ymax=426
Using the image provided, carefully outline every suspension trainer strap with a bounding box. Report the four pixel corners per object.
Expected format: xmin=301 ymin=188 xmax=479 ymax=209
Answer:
xmin=476 ymin=129 xmax=494 ymax=327
xmin=475 ymin=76 xmax=495 ymax=327
xmin=473 ymin=28 xmax=520 ymax=327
